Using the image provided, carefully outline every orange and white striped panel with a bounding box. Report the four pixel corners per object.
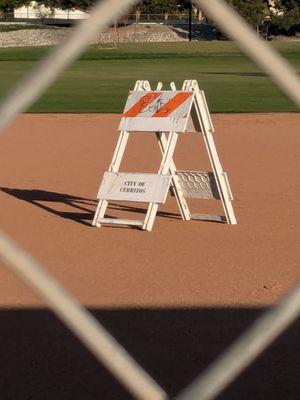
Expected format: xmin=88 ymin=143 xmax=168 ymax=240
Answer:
xmin=118 ymin=90 xmax=194 ymax=132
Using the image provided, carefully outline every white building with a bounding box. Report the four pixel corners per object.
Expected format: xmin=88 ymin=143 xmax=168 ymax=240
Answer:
xmin=14 ymin=1 xmax=88 ymax=20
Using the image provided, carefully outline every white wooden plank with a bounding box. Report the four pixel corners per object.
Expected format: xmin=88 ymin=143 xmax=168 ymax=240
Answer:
xmin=97 ymin=218 xmax=144 ymax=227
xmin=92 ymin=199 xmax=108 ymax=227
xmin=175 ymin=171 xmax=220 ymax=200
xmin=98 ymin=172 xmax=171 ymax=204
xmin=118 ymin=90 xmax=194 ymax=132
xmin=191 ymin=214 xmax=226 ymax=222
xmin=118 ymin=117 xmax=189 ymax=133
xmin=121 ymin=91 xmax=192 ymax=117
xmin=156 ymin=132 xmax=191 ymax=221
xmin=194 ymin=89 xmax=237 ymax=225
xmin=93 ymin=129 xmax=129 ymax=228
xmin=109 ymin=130 xmax=129 ymax=172
xmin=143 ymin=132 xmax=179 ymax=231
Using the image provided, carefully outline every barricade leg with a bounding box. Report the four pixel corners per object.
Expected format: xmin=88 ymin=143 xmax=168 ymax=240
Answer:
xmin=143 ymin=132 xmax=179 ymax=231
xmin=156 ymin=132 xmax=191 ymax=221
xmin=194 ymin=90 xmax=237 ymax=224
xmin=93 ymin=130 xmax=129 ymax=227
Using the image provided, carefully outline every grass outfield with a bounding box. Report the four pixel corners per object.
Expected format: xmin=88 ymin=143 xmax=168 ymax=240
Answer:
xmin=0 ymin=41 xmax=299 ymax=113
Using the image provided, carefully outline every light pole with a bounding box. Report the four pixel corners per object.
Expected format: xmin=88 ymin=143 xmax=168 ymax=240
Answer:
xmin=188 ymin=0 xmax=192 ymax=41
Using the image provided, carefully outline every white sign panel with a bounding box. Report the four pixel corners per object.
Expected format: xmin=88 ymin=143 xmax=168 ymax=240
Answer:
xmin=98 ymin=172 xmax=171 ymax=203
xmin=118 ymin=90 xmax=194 ymax=132
xmin=175 ymin=171 xmax=220 ymax=199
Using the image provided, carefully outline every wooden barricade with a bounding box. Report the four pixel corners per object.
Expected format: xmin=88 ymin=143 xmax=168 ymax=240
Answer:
xmin=93 ymin=80 xmax=236 ymax=231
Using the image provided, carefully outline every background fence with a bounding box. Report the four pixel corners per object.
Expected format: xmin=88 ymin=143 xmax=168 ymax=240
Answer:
xmin=0 ymin=0 xmax=299 ymax=399
xmin=0 ymin=12 xmax=200 ymax=25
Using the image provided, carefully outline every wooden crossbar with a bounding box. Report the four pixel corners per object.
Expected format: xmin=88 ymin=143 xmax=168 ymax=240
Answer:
xmin=96 ymin=218 xmax=144 ymax=227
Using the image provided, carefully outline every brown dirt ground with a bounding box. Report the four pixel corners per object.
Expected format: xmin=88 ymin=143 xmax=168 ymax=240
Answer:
xmin=1 ymin=113 xmax=299 ymax=308
xmin=0 ymin=113 xmax=300 ymax=399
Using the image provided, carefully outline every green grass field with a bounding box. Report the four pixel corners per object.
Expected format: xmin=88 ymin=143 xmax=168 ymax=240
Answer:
xmin=0 ymin=41 xmax=299 ymax=113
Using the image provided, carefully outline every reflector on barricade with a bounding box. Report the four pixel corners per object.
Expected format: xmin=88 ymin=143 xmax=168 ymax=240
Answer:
xmin=93 ymin=79 xmax=237 ymax=231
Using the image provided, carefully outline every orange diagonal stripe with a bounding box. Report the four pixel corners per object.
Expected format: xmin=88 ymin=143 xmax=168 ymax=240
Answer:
xmin=153 ymin=92 xmax=192 ymax=118
xmin=123 ymin=92 xmax=161 ymax=117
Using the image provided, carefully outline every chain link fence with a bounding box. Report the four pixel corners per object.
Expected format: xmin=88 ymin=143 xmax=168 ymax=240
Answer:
xmin=0 ymin=0 xmax=300 ymax=399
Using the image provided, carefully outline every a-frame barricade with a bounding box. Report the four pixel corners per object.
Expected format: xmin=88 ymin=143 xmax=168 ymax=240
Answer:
xmin=93 ymin=79 xmax=236 ymax=231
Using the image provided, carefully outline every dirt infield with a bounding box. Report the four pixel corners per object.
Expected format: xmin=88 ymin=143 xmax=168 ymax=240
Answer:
xmin=1 ymin=113 xmax=299 ymax=308
xmin=0 ymin=113 xmax=300 ymax=399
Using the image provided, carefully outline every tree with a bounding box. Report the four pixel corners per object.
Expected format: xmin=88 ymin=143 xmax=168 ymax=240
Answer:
xmin=227 ymin=0 xmax=267 ymax=28
xmin=270 ymin=0 xmax=300 ymax=30
xmin=33 ymin=0 xmax=93 ymax=12
xmin=177 ymin=0 xmax=190 ymax=10
xmin=140 ymin=0 xmax=179 ymax=14
xmin=0 ymin=0 xmax=30 ymax=14
xmin=276 ymin=0 xmax=300 ymax=9
xmin=31 ymin=0 xmax=191 ymax=15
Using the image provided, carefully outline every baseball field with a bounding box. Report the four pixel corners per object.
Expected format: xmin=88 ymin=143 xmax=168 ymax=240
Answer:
xmin=0 ymin=41 xmax=300 ymax=399
xmin=0 ymin=42 xmax=299 ymax=113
